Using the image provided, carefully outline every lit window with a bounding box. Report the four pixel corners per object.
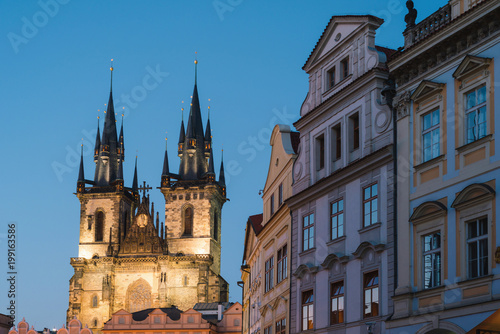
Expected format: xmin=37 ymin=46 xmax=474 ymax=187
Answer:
xmin=363 ymin=183 xmax=378 ymax=227
xmin=467 ymin=217 xmax=488 ymax=278
xmin=422 ymin=109 xmax=440 ymax=162
xmin=265 ymin=256 xmax=274 ymax=293
xmin=277 ymin=244 xmax=287 ymax=284
xmin=363 ymin=271 xmax=379 ymax=318
xmin=275 ymin=318 xmax=286 ymax=334
xmin=331 ymin=199 xmax=344 ymax=240
xmin=465 ymin=86 xmax=487 ymax=144
xmin=303 ymin=213 xmax=315 ymax=251
xmin=302 ymin=290 xmax=314 ymax=330
xmin=423 ymin=232 xmax=441 ymax=288
xmin=332 ymin=124 xmax=342 ymax=161
xmin=330 ymin=281 xmax=344 ymax=325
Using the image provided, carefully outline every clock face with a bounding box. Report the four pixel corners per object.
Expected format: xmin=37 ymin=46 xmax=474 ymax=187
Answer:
xmin=137 ymin=214 xmax=148 ymax=227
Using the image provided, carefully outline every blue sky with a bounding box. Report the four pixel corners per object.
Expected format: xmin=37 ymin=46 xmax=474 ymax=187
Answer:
xmin=0 ymin=0 xmax=445 ymax=328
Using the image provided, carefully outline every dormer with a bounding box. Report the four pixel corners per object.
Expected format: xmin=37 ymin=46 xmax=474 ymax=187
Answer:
xmin=300 ymin=15 xmax=387 ymax=116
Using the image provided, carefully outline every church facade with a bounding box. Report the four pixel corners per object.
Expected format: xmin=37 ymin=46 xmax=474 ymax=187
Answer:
xmin=67 ymin=64 xmax=228 ymax=332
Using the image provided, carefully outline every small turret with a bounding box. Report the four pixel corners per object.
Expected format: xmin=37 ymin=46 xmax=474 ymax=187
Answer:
xmin=219 ymin=149 xmax=226 ymax=197
xmin=77 ymin=143 xmax=85 ymax=193
xmin=161 ymin=138 xmax=170 ymax=188
xmin=94 ymin=117 xmax=101 ymax=163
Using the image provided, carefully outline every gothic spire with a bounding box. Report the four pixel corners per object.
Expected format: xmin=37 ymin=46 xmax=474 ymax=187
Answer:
xmin=219 ymin=149 xmax=225 ymax=186
xmin=78 ymin=142 xmax=85 ymax=182
xmin=119 ymin=114 xmax=124 ymax=161
xmin=132 ymin=156 xmax=138 ymax=193
xmin=94 ymin=117 xmax=100 ymax=163
xmin=208 ymin=147 xmax=215 ymax=175
xmin=94 ymin=61 xmax=120 ymax=186
xmin=162 ymin=138 xmax=169 ymax=176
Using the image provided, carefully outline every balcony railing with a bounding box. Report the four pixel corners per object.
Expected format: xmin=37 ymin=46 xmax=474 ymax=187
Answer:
xmin=404 ymin=4 xmax=451 ymax=47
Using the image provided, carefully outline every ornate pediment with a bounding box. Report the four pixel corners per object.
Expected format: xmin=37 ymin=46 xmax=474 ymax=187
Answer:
xmin=352 ymin=241 xmax=385 ymax=259
xmin=409 ymin=201 xmax=447 ymax=224
xmin=320 ymin=253 xmax=349 ymax=269
xmin=451 ymin=183 xmax=495 ymax=209
xmin=292 ymin=263 xmax=319 ymax=279
xmin=452 ymin=55 xmax=491 ymax=80
xmin=410 ymin=80 xmax=445 ymax=102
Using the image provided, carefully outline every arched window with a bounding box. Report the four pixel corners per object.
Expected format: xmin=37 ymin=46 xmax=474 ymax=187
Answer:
xmin=91 ymin=295 xmax=98 ymax=308
xmin=95 ymin=211 xmax=104 ymax=242
xmin=213 ymin=211 xmax=219 ymax=241
xmin=92 ymin=319 xmax=98 ymax=328
xmin=184 ymin=207 xmax=193 ymax=235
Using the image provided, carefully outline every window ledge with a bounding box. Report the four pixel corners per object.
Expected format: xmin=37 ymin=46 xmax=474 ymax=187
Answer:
xmin=322 ymin=74 xmax=353 ymax=96
xmin=299 ymin=248 xmax=316 ymax=257
xmin=358 ymin=222 xmax=382 ymax=234
xmin=456 ymin=134 xmax=493 ymax=153
xmin=326 ymin=235 xmax=346 ymax=246
xmin=457 ymin=274 xmax=494 ymax=286
xmin=414 ymin=154 xmax=445 ymax=172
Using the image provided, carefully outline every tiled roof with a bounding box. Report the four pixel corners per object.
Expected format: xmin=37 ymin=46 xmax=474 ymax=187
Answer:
xmin=193 ymin=302 xmax=233 ymax=311
xmin=248 ymin=214 xmax=264 ymax=235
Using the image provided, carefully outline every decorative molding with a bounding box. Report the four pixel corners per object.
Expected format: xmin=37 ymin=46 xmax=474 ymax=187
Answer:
xmin=410 ymin=80 xmax=445 ymax=103
xmin=352 ymin=241 xmax=385 ymax=259
xmin=451 ymin=183 xmax=495 ymax=209
xmin=292 ymin=263 xmax=319 ymax=279
xmin=409 ymin=201 xmax=447 ymax=224
xmin=394 ymin=90 xmax=411 ymax=120
xmin=452 ymin=55 xmax=492 ymax=80
xmin=320 ymin=253 xmax=350 ymax=269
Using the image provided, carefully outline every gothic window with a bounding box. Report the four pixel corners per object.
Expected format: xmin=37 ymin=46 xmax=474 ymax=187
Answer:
xmin=95 ymin=211 xmax=104 ymax=242
xmin=126 ymin=279 xmax=152 ymax=313
xmin=91 ymin=294 xmax=98 ymax=308
xmin=183 ymin=206 xmax=193 ymax=236
xmin=92 ymin=319 xmax=98 ymax=328
xmin=213 ymin=211 xmax=219 ymax=241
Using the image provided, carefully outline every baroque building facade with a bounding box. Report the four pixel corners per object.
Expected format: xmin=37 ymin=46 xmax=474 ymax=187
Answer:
xmin=287 ymin=15 xmax=395 ymax=333
xmin=67 ymin=65 xmax=228 ymax=332
xmin=241 ymin=125 xmax=298 ymax=334
xmin=387 ymin=0 xmax=500 ymax=333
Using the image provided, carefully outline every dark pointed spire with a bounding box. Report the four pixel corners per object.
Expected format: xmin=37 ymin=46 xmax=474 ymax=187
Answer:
xmin=162 ymin=138 xmax=169 ymax=176
xmin=208 ymin=147 xmax=215 ymax=175
xmin=94 ymin=61 xmax=120 ymax=186
xmin=119 ymin=113 xmax=124 ymax=160
xmin=132 ymin=156 xmax=138 ymax=192
xmin=78 ymin=142 xmax=85 ymax=182
xmin=219 ymin=149 xmax=225 ymax=186
xmin=117 ymin=143 xmax=124 ymax=181
xmin=94 ymin=116 xmax=101 ymax=162
xmin=204 ymin=109 xmax=212 ymax=142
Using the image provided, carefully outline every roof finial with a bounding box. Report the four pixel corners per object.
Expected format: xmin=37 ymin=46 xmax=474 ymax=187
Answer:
xmin=208 ymin=98 xmax=211 ymax=120
xmin=110 ymin=58 xmax=114 ymax=93
xmin=181 ymin=101 xmax=184 ymax=121
xmin=194 ymin=51 xmax=198 ymax=85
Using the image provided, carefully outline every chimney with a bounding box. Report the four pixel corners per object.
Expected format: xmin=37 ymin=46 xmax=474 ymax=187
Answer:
xmin=217 ymin=303 xmax=224 ymax=321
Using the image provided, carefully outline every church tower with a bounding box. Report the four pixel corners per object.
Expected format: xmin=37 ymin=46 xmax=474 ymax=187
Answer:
xmin=68 ymin=61 xmax=228 ymax=333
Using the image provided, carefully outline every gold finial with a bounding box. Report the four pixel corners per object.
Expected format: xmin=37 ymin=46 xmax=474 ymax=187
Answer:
xmin=110 ymin=58 xmax=114 ymax=71
xmin=97 ymin=109 xmax=100 ymax=119
xmin=194 ymin=51 xmax=198 ymax=64
xmin=81 ymin=138 xmax=84 ymax=147
xmin=194 ymin=52 xmax=198 ymax=84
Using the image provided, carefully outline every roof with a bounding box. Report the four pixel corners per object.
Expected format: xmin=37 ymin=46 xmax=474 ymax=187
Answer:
xmin=303 ymin=15 xmax=384 ymax=69
xmin=290 ymin=131 xmax=300 ymax=154
xmin=248 ymin=214 xmax=264 ymax=235
xmin=131 ymin=307 xmax=182 ymax=322
xmin=193 ymin=302 xmax=233 ymax=311
xmin=375 ymin=45 xmax=397 ymax=59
